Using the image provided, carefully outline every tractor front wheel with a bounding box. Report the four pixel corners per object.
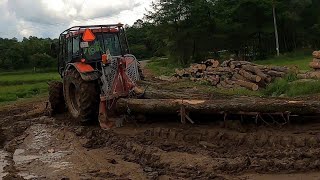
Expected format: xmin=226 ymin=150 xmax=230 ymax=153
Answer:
xmin=63 ymin=69 xmax=99 ymax=124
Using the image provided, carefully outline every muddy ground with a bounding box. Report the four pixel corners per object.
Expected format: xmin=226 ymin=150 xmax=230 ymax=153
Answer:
xmin=2 ymin=97 xmax=320 ymax=179
xmin=2 ymin=65 xmax=320 ymax=179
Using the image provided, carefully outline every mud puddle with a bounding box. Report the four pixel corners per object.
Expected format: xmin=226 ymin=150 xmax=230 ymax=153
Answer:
xmin=11 ymin=124 xmax=73 ymax=179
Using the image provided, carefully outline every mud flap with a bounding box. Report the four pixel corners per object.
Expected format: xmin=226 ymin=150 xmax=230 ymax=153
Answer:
xmin=79 ymin=71 xmax=102 ymax=81
xmin=65 ymin=63 xmax=101 ymax=82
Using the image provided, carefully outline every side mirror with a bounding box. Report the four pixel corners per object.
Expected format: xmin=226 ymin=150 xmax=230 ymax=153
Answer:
xmin=50 ymin=43 xmax=58 ymax=58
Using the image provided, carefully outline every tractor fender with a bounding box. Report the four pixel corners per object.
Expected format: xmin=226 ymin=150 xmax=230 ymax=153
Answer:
xmin=65 ymin=63 xmax=101 ymax=81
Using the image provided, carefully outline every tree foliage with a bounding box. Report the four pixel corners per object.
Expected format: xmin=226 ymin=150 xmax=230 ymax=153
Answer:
xmin=1 ymin=0 xmax=320 ymax=70
xmin=0 ymin=37 xmax=56 ymax=70
xmin=126 ymin=0 xmax=320 ymax=64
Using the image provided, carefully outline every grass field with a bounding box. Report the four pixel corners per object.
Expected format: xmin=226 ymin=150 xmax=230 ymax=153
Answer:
xmin=254 ymin=51 xmax=312 ymax=71
xmin=0 ymin=71 xmax=60 ymax=104
xmin=145 ymin=57 xmax=184 ymax=76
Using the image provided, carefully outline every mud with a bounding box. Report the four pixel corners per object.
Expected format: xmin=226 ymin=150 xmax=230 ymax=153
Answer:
xmin=1 ymin=100 xmax=320 ymax=180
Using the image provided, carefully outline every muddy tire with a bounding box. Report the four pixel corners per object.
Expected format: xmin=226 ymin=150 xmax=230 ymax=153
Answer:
xmin=63 ymin=68 xmax=99 ymax=123
xmin=49 ymin=81 xmax=66 ymax=115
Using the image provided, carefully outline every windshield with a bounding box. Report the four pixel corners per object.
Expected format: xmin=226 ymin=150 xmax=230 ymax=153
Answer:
xmin=82 ymin=33 xmax=121 ymax=61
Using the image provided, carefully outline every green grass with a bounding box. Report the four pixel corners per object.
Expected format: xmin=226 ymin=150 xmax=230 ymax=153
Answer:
xmin=254 ymin=50 xmax=313 ymax=70
xmin=0 ymin=83 xmax=49 ymax=103
xmin=0 ymin=72 xmax=60 ymax=85
xmin=0 ymin=71 xmax=60 ymax=104
xmin=145 ymin=57 xmax=184 ymax=76
xmin=264 ymin=74 xmax=320 ymax=97
xmin=0 ymin=68 xmax=56 ymax=76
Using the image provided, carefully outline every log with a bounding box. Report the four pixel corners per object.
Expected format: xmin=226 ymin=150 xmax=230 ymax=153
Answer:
xmin=221 ymin=60 xmax=231 ymax=67
xmin=190 ymin=64 xmax=206 ymax=73
xmin=309 ymin=61 xmax=320 ymax=69
xmin=205 ymin=59 xmax=220 ymax=68
xmin=116 ymin=98 xmax=320 ymax=115
xmin=234 ymin=80 xmax=259 ymax=91
xmin=206 ymin=67 xmax=233 ymax=73
xmin=242 ymin=65 xmax=271 ymax=82
xmin=205 ymin=75 xmax=220 ymax=86
xmin=224 ymin=78 xmax=235 ymax=85
xmin=266 ymin=70 xmax=285 ymax=77
xmin=313 ymin=51 xmax=320 ymax=59
xmin=232 ymin=73 xmax=246 ymax=81
xmin=270 ymin=66 xmax=289 ymax=72
xmin=205 ymin=71 xmax=230 ymax=76
xmin=175 ymin=69 xmax=190 ymax=77
xmin=307 ymin=71 xmax=320 ymax=79
xmin=239 ymin=69 xmax=262 ymax=82
xmin=313 ymin=58 xmax=320 ymax=63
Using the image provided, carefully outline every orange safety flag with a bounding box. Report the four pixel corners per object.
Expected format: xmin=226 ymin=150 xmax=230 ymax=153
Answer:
xmin=82 ymin=28 xmax=96 ymax=42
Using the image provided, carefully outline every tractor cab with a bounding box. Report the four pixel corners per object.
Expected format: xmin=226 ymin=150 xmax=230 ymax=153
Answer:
xmin=57 ymin=24 xmax=130 ymax=75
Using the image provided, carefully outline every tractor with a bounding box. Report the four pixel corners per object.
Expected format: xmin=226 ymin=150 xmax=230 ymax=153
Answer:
xmin=49 ymin=24 xmax=143 ymax=129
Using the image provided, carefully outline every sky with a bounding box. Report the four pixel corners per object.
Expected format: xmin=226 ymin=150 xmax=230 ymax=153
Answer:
xmin=0 ymin=0 xmax=152 ymax=39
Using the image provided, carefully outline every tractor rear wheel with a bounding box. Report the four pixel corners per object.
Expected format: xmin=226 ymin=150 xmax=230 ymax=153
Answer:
xmin=63 ymin=69 xmax=99 ymax=124
xmin=49 ymin=81 xmax=66 ymax=115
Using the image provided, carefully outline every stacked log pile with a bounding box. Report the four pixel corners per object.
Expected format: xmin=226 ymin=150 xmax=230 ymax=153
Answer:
xmin=175 ymin=59 xmax=289 ymax=91
xmin=298 ymin=51 xmax=320 ymax=79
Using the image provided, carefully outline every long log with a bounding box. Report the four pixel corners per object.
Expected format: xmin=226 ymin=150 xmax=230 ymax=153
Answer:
xmin=242 ymin=65 xmax=272 ymax=82
xmin=239 ymin=69 xmax=261 ymax=82
xmin=307 ymin=71 xmax=320 ymax=79
xmin=234 ymin=80 xmax=259 ymax=91
xmin=232 ymin=73 xmax=246 ymax=81
xmin=116 ymin=98 xmax=320 ymax=115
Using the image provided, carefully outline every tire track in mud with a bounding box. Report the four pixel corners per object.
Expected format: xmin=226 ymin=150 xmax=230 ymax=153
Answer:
xmin=133 ymin=127 xmax=320 ymax=174
xmin=82 ymin=129 xmax=225 ymax=179
xmin=2 ymin=100 xmax=320 ymax=179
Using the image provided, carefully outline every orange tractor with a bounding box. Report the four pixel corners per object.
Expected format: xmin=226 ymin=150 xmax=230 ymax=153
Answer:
xmin=49 ymin=24 xmax=143 ymax=129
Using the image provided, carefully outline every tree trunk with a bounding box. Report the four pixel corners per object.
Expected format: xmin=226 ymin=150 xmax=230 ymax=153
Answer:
xmin=273 ymin=3 xmax=280 ymax=56
xmin=116 ymin=98 xmax=320 ymax=115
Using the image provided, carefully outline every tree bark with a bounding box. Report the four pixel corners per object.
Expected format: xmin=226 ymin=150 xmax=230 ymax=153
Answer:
xmin=234 ymin=80 xmax=259 ymax=91
xmin=116 ymin=98 xmax=320 ymax=115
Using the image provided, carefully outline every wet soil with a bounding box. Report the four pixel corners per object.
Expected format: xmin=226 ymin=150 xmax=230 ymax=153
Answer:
xmin=1 ymin=100 xmax=320 ymax=179
xmin=2 ymin=64 xmax=320 ymax=179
